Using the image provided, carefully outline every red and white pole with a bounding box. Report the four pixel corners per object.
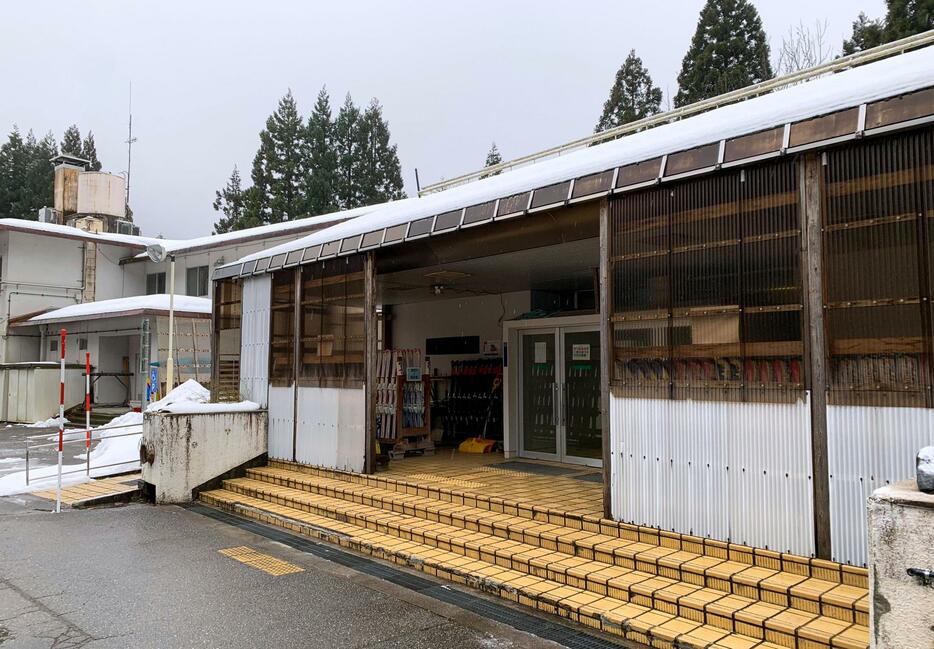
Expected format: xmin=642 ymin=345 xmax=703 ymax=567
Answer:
xmin=85 ymin=351 xmax=91 ymax=476
xmin=55 ymin=328 xmax=66 ymax=514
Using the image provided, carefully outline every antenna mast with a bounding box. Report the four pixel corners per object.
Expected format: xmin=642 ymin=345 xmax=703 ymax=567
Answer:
xmin=125 ymin=82 xmax=137 ymax=209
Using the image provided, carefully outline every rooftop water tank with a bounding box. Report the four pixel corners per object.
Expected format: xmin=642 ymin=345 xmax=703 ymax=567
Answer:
xmin=76 ymin=172 xmax=126 ymax=218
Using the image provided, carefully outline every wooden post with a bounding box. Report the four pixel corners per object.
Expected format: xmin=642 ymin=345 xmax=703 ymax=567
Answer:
xmin=291 ymin=267 xmax=301 ymax=463
xmin=598 ymin=198 xmax=613 ymax=519
xmin=799 ymin=153 xmax=832 ymax=559
xmin=364 ymin=252 xmax=377 ymax=474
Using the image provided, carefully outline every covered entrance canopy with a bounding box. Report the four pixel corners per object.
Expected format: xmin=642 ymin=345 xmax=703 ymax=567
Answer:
xmin=215 ymin=45 xmax=934 ymax=563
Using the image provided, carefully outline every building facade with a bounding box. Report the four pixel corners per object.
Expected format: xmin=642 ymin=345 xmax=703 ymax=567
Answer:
xmin=213 ymin=46 xmax=934 ymax=567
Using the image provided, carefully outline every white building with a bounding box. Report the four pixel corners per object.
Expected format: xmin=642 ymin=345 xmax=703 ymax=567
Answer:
xmin=0 ymin=171 xmax=372 ymax=419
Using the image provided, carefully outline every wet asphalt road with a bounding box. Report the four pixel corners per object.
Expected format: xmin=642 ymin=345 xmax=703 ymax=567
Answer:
xmin=0 ymin=498 xmax=565 ymax=649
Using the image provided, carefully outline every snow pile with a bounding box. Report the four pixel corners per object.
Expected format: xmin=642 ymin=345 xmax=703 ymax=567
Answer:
xmin=145 ymin=379 xmax=211 ymax=412
xmin=0 ymin=380 xmax=260 ymax=497
xmin=26 ymin=416 xmax=69 ymax=428
xmin=145 ymin=379 xmax=259 ymax=414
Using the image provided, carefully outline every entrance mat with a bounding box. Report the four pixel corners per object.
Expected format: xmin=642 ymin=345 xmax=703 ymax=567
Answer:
xmin=487 ymin=461 xmax=577 ymax=476
xmin=187 ymin=503 xmax=622 ymax=649
xmin=572 ymin=472 xmax=603 ymax=483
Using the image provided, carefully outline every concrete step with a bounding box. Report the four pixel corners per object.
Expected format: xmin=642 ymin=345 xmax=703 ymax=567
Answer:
xmin=267 ymin=459 xmax=869 ymax=590
xmin=217 ymin=476 xmax=869 ymax=649
xmin=200 ymin=486 xmax=821 ymax=649
xmin=247 ymin=465 xmax=869 ymax=627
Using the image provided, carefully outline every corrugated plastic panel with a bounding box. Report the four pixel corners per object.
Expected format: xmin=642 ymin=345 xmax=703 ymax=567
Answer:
xmin=295 ymin=386 xmax=365 ymax=472
xmin=827 ymin=404 xmax=934 ymax=567
xmin=239 ymin=274 xmax=270 ymax=407
xmin=610 ymin=393 xmax=815 ymax=556
xmin=267 ymin=385 xmax=294 ymax=460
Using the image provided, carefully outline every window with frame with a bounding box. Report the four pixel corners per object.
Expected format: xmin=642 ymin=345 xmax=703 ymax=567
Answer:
xmin=822 ymin=128 xmax=934 ymax=408
xmin=300 ymin=255 xmax=366 ymax=389
xmin=186 ymin=265 xmax=210 ymax=297
xmin=269 ymin=270 xmax=296 ymax=385
xmin=609 ymin=158 xmax=804 ymax=403
xmin=146 ymin=272 xmax=166 ymax=295
xmin=213 ymin=278 xmax=243 ymax=400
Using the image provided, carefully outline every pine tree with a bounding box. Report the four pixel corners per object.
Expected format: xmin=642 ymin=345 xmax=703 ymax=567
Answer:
xmin=265 ymin=90 xmax=306 ymax=223
xmin=61 ymin=124 xmax=82 ymax=157
xmin=595 ymin=50 xmax=663 ymax=132
xmin=303 ymin=87 xmax=338 ymax=216
xmin=843 ymin=1 xmax=932 ymax=55
xmin=212 ymin=166 xmax=247 ymax=233
xmin=333 ymin=93 xmax=362 ymax=210
xmin=81 ymin=131 xmax=102 ymax=171
xmin=842 ymin=13 xmax=886 ymax=54
xmin=0 ymin=128 xmax=58 ymax=220
xmin=26 ymin=131 xmax=57 ymax=217
xmin=0 ymin=127 xmax=30 ymax=219
xmin=356 ymin=98 xmax=406 ymax=206
xmin=674 ymin=0 xmax=773 ymax=107
xmin=481 ymin=142 xmax=503 ymax=178
xmin=242 ymin=130 xmax=274 ymax=227
xmin=883 ymin=0 xmax=933 ymax=41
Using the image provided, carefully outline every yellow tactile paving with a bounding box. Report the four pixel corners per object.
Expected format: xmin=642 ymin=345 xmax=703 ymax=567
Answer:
xmin=217 ymin=545 xmax=304 ymax=576
xmin=33 ymin=473 xmax=140 ymax=505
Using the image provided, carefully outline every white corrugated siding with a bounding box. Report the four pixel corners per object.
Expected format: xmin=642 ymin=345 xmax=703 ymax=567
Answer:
xmin=295 ymin=386 xmax=365 ymax=473
xmin=239 ymin=275 xmax=270 ymax=407
xmin=267 ymin=385 xmax=294 ymax=460
xmin=827 ymin=404 xmax=934 ymax=567
xmin=610 ymin=393 xmax=815 ymax=556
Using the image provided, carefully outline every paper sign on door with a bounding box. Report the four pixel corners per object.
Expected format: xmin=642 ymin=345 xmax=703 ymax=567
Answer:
xmin=534 ymin=341 xmax=547 ymax=364
xmin=572 ymin=343 xmax=591 ymax=361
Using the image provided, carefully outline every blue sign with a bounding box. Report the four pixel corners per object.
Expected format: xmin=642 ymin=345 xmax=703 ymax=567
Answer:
xmin=148 ymin=366 xmax=159 ymax=402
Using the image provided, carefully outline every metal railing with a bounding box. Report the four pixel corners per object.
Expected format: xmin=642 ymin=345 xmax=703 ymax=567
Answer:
xmin=24 ymin=422 xmax=141 ymax=485
xmin=418 ymin=29 xmax=934 ymax=196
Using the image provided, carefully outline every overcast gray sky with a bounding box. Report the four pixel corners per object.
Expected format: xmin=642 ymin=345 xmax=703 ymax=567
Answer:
xmin=1 ymin=1 xmax=885 ymax=239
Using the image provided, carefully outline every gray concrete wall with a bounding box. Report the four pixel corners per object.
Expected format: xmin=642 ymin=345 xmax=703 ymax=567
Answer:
xmin=141 ymin=410 xmax=267 ymax=503
xmin=869 ymin=481 xmax=934 ymax=649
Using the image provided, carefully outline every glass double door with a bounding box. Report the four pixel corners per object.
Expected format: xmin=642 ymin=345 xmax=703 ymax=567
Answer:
xmin=519 ymin=327 xmax=602 ymax=466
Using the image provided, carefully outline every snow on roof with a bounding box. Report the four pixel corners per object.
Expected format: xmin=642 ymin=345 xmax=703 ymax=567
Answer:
xmin=25 ymin=294 xmax=211 ymax=325
xmin=0 ymin=218 xmax=160 ymax=248
xmin=228 ymin=45 xmax=934 ymax=270
xmin=131 ymin=204 xmax=380 ymax=258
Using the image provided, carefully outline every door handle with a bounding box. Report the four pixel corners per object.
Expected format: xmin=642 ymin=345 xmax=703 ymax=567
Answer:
xmin=552 ymin=382 xmax=559 ymax=426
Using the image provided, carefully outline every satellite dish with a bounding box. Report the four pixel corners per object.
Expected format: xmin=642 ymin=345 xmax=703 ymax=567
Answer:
xmin=146 ymin=243 xmax=167 ymax=264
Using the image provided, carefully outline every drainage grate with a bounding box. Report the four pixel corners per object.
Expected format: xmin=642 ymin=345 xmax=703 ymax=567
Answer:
xmin=187 ymin=504 xmax=626 ymax=649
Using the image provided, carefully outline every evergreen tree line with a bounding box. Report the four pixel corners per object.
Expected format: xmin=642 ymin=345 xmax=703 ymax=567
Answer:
xmin=0 ymin=124 xmax=101 ymax=220
xmin=213 ymin=88 xmax=405 ymax=234
xmin=592 ymin=0 xmax=932 ymax=137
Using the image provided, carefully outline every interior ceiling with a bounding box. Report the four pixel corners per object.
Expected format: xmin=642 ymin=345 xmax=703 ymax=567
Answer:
xmin=378 ymin=237 xmax=599 ymax=305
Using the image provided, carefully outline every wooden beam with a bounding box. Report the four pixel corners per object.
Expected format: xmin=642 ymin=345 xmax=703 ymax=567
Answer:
xmin=364 ymin=252 xmax=377 ymax=474
xmin=291 ymin=267 xmax=301 ymax=463
xmin=799 ymin=153 xmax=832 ymax=559
xmin=599 ymin=198 xmax=613 ymax=519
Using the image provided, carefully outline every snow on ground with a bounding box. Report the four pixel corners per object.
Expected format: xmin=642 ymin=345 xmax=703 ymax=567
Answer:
xmin=0 ymin=380 xmax=261 ymax=496
xmin=0 ymin=461 xmax=90 ymax=496
xmin=27 ymin=416 xmax=69 ymax=428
